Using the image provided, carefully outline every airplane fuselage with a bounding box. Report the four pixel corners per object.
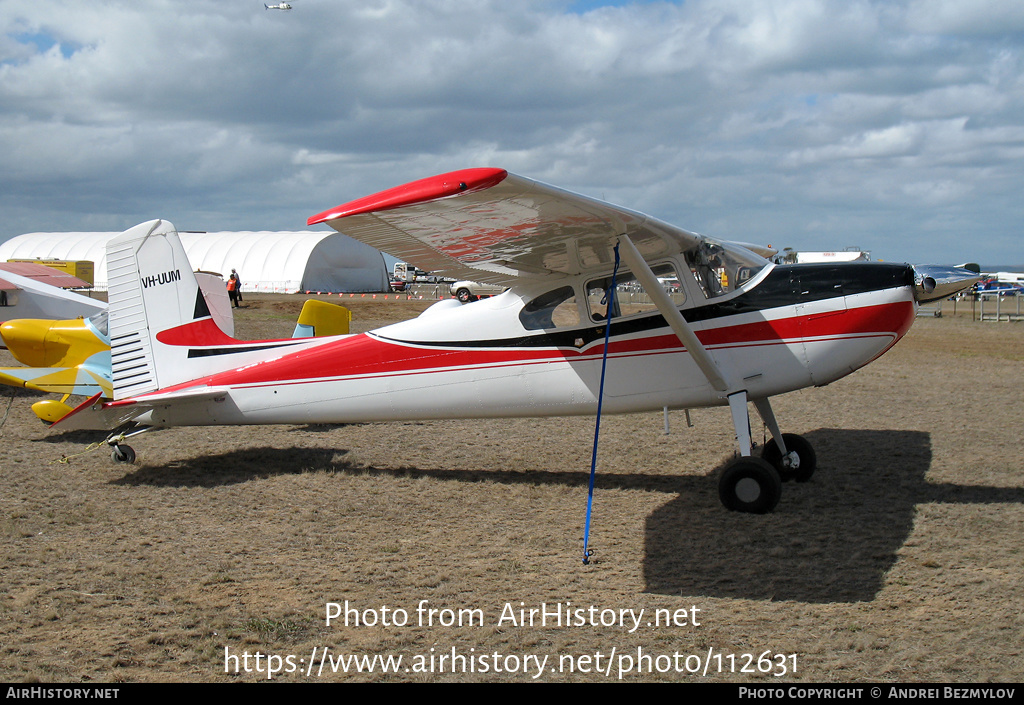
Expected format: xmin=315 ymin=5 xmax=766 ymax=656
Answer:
xmin=127 ymin=262 xmax=916 ymax=428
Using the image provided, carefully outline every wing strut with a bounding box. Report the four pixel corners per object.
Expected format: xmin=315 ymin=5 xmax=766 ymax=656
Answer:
xmin=616 ymin=235 xmax=730 ymax=392
xmin=617 ymin=235 xmax=764 ymax=456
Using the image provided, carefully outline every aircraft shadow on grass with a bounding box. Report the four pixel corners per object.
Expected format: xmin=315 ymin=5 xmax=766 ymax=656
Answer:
xmin=643 ymin=428 xmax=1024 ymax=603
xmin=48 ymin=426 xmax=1024 ymax=604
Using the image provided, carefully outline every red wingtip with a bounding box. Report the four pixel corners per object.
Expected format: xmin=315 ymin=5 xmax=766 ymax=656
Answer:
xmin=307 ymin=167 xmax=508 ymax=226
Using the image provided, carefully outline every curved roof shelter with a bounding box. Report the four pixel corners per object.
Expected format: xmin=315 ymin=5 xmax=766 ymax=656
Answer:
xmin=0 ymin=230 xmax=390 ymax=293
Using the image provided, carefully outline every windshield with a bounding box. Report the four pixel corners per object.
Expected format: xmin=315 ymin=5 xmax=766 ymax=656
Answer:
xmin=684 ymin=237 xmax=769 ymax=299
xmin=86 ymin=310 xmax=109 ymax=337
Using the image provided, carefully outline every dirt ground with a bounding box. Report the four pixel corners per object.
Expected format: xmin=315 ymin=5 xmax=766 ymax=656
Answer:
xmin=1 ymin=294 xmax=1022 ymax=683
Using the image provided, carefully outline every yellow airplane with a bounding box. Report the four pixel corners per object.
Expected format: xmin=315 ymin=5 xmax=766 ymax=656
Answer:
xmin=0 ymin=298 xmax=351 ymax=423
xmin=0 ymin=313 xmax=111 ymax=422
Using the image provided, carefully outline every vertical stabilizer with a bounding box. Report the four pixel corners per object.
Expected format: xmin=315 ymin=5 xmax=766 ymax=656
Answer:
xmin=107 ymin=220 xmax=213 ymax=399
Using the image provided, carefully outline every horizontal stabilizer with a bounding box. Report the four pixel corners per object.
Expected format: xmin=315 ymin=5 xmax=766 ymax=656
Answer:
xmin=292 ymin=299 xmax=351 ymax=338
xmin=53 ymin=386 xmax=234 ymax=432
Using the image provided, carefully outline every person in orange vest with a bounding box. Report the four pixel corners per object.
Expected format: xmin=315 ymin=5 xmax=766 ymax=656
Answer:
xmin=227 ymin=272 xmax=240 ymax=307
xmin=231 ymin=268 xmax=243 ymax=303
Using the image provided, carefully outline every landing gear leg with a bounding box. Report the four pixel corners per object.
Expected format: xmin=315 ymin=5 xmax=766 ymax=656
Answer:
xmin=728 ymin=390 xmax=753 ymax=457
xmin=720 ymin=390 xmax=782 ymax=513
xmin=753 ymin=398 xmax=816 ymax=483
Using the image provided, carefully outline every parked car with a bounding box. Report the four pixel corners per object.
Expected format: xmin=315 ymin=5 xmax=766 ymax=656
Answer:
xmin=450 ymin=280 xmax=507 ymax=302
xmin=976 ymin=279 xmax=1024 ymax=297
xmin=390 ymin=280 xmax=408 ymax=292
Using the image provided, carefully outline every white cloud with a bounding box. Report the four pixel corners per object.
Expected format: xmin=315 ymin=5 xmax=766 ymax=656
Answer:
xmin=0 ymin=0 xmax=1021 ymax=264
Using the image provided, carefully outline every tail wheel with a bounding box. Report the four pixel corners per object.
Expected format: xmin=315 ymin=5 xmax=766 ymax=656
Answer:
xmin=760 ymin=433 xmax=816 ymax=483
xmin=111 ymin=445 xmax=136 ymax=464
xmin=719 ymin=457 xmax=782 ymax=514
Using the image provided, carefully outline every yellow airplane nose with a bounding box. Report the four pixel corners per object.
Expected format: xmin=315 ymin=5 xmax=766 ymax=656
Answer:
xmin=0 ymin=318 xmax=107 ymax=368
xmin=0 ymin=319 xmax=55 ymax=367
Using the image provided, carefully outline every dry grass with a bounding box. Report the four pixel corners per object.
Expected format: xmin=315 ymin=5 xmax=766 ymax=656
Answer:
xmin=1 ymin=296 xmax=1022 ymax=682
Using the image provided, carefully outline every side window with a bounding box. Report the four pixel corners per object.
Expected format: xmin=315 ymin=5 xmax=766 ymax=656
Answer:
xmin=585 ymin=263 xmax=684 ymax=321
xmin=519 ymin=286 xmax=581 ymax=330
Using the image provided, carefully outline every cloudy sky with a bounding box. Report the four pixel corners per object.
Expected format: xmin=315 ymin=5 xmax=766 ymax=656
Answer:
xmin=2 ymin=0 xmax=1022 ymax=265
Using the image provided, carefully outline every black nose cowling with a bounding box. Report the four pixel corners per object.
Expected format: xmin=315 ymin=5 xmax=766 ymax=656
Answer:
xmin=912 ymin=265 xmax=982 ymax=304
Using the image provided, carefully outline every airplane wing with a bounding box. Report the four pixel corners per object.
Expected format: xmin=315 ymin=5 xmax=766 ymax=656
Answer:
xmin=0 ymin=269 xmax=105 ymax=322
xmin=308 ymin=168 xmax=708 ymax=286
xmin=0 ymin=365 xmax=112 ymax=398
xmin=0 ymin=262 xmax=90 ymax=289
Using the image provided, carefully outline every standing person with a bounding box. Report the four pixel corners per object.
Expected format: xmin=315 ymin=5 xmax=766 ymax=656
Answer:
xmin=226 ymin=272 xmax=239 ymax=308
xmin=232 ymin=268 xmax=243 ymax=304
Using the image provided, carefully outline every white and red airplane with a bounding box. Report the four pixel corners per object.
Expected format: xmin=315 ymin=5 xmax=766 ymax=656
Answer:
xmin=53 ymin=168 xmax=978 ymax=513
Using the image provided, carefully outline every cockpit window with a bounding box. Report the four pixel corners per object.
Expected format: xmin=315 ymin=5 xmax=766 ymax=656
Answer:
xmin=684 ymin=237 xmax=768 ymax=299
xmin=87 ymin=310 xmax=109 ymax=337
xmin=519 ymin=286 xmax=581 ymax=330
xmin=586 ymin=263 xmax=683 ymax=321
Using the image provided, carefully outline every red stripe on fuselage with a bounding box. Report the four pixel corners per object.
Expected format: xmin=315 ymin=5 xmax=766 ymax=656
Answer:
xmin=143 ymin=299 xmax=914 ymax=396
xmin=698 ymin=298 xmax=915 ymax=347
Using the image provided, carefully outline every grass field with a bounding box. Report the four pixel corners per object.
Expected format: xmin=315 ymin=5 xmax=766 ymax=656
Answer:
xmin=1 ymin=295 xmax=1021 ymax=682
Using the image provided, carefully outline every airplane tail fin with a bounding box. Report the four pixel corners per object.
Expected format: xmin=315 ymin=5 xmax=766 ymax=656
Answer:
xmin=107 ymin=219 xmax=237 ymax=400
xmin=292 ymin=299 xmax=351 ymax=338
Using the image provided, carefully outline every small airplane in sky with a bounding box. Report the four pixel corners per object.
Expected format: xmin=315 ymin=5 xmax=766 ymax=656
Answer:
xmin=264 ymin=2 xmax=292 ymax=10
xmin=51 ymin=168 xmax=979 ymax=513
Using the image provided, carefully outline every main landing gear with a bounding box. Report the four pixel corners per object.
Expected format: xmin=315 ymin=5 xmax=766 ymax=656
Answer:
xmin=759 ymin=432 xmax=816 ymax=483
xmin=717 ymin=393 xmax=817 ymax=514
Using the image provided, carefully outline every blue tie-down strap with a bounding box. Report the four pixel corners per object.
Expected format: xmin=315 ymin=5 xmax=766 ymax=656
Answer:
xmin=582 ymin=243 xmax=620 ymax=565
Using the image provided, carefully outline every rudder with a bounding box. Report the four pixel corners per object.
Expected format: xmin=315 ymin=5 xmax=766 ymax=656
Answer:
xmin=107 ymin=219 xmax=220 ymax=399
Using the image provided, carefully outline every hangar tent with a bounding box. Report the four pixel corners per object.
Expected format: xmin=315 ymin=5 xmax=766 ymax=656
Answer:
xmin=0 ymin=230 xmax=390 ymax=293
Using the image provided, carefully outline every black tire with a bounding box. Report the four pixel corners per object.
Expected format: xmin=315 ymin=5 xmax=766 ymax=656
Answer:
xmin=719 ymin=457 xmax=782 ymax=514
xmin=760 ymin=433 xmax=816 ymax=483
xmin=455 ymin=288 xmax=474 ymax=303
xmin=111 ymin=445 xmax=136 ymax=464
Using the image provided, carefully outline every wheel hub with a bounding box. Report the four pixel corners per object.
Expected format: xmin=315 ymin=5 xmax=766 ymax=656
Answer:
xmin=734 ymin=477 xmax=762 ymax=503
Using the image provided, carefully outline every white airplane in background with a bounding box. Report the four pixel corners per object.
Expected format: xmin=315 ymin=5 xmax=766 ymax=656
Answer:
xmin=52 ymin=168 xmax=979 ymax=514
xmin=0 ymin=268 xmax=104 ymax=324
xmin=264 ymin=2 xmax=292 ymax=10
